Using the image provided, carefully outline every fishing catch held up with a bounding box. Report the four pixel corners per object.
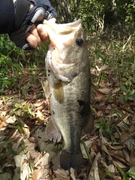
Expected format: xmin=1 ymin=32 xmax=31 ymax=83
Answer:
xmin=44 ymin=19 xmax=94 ymax=170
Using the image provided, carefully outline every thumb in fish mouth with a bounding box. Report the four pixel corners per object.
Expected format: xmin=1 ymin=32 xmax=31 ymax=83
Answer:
xmin=36 ymin=18 xmax=56 ymax=44
xmin=42 ymin=20 xmax=58 ymax=47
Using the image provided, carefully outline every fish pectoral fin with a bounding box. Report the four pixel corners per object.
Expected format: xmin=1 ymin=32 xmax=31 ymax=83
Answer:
xmin=60 ymin=150 xmax=83 ymax=170
xmin=44 ymin=80 xmax=50 ymax=100
xmin=51 ymin=62 xmax=74 ymax=82
xmin=45 ymin=118 xmax=62 ymax=143
xmin=53 ymin=81 xmax=64 ymax=104
xmin=53 ymin=68 xmax=80 ymax=82
xmin=55 ymin=73 xmax=71 ymax=82
xmin=40 ymin=79 xmax=50 ymax=99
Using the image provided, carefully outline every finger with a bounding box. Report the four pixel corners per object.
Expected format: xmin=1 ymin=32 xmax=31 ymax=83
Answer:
xmin=37 ymin=24 xmax=49 ymax=42
xmin=29 ymin=24 xmax=41 ymax=44
xmin=26 ymin=33 xmax=38 ymax=48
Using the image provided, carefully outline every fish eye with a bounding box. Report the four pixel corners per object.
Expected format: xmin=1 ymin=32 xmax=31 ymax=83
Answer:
xmin=76 ymin=38 xmax=83 ymax=46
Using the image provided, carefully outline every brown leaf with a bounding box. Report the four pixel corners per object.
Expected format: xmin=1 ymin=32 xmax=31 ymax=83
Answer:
xmin=30 ymin=169 xmax=51 ymax=180
xmin=88 ymin=152 xmax=101 ymax=180
xmin=130 ymin=152 xmax=135 ymax=166
xmin=120 ymin=131 xmax=129 ymax=143
xmin=125 ymin=137 xmax=135 ymax=152
xmin=52 ymin=154 xmax=70 ymax=180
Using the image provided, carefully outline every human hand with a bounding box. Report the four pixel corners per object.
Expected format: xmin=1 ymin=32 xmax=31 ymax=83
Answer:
xmin=9 ymin=0 xmax=57 ymax=50
xmin=26 ymin=18 xmax=56 ymax=48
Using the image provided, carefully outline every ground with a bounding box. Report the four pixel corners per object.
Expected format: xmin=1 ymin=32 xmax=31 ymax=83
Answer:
xmin=0 ymin=34 xmax=135 ymax=180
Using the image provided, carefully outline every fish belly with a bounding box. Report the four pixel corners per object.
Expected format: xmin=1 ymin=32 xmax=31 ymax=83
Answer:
xmin=49 ymin=67 xmax=91 ymax=170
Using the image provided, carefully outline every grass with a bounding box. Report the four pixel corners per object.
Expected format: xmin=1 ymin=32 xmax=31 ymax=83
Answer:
xmin=0 ymin=35 xmax=48 ymax=96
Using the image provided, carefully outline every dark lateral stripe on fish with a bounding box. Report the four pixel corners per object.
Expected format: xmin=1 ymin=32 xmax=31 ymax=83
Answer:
xmin=53 ymin=81 xmax=64 ymax=104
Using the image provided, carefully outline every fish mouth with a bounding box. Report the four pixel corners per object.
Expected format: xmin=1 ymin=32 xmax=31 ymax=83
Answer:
xmin=43 ymin=19 xmax=83 ymax=48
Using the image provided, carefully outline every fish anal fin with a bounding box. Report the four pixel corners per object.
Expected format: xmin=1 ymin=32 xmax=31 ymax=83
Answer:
xmin=53 ymin=81 xmax=64 ymax=104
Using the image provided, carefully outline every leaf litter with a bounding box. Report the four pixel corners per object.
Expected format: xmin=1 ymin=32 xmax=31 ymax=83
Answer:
xmin=0 ymin=43 xmax=135 ymax=180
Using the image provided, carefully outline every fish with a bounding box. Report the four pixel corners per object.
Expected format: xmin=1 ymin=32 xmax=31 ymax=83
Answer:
xmin=44 ymin=19 xmax=94 ymax=170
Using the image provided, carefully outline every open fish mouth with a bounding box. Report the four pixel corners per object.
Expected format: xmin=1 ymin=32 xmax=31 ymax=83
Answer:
xmin=44 ymin=19 xmax=85 ymax=82
xmin=43 ymin=19 xmax=83 ymax=50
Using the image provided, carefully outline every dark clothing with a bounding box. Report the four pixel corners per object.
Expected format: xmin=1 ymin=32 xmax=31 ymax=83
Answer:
xmin=0 ymin=0 xmax=56 ymax=34
xmin=0 ymin=0 xmax=15 ymax=33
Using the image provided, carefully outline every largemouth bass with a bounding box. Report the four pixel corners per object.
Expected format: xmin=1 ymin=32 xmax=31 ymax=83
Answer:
xmin=44 ymin=19 xmax=94 ymax=170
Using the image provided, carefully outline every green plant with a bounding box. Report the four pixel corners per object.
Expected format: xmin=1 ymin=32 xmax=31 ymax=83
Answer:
xmin=12 ymin=103 xmax=34 ymax=118
xmin=104 ymin=168 xmax=113 ymax=177
xmin=95 ymin=118 xmax=109 ymax=132
xmin=117 ymin=165 xmax=135 ymax=180
xmin=95 ymin=118 xmax=115 ymax=141
xmin=0 ymin=34 xmax=49 ymax=94
xmin=0 ymin=138 xmax=17 ymax=160
xmin=120 ymin=84 xmax=135 ymax=101
xmin=81 ymin=139 xmax=91 ymax=162
xmin=0 ymin=35 xmax=25 ymax=93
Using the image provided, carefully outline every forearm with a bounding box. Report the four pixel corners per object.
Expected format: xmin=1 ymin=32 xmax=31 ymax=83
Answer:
xmin=0 ymin=0 xmax=56 ymax=35
xmin=0 ymin=0 xmax=57 ymax=49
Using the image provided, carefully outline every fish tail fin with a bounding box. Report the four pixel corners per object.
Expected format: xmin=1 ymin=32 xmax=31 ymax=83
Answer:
xmin=60 ymin=150 xmax=83 ymax=170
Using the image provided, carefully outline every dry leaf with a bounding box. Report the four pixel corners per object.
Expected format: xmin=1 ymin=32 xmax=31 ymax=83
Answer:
xmin=125 ymin=137 xmax=135 ymax=152
xmin=113 ymin=160 xmax=127 ymax=169
xmin=88 ymin=152 xmax=101 ymax=180
xmin=34 ymin=153 xmax=50 ymax=167
xmin=35 ymin=110 xmax=44 ymax=120
xmin=120 ymin=131 xmax=129 ymax=143
xmin=98 ymin=88 xmax=110 ymax=94
xmin=14 ymin=153 xmax=32 ymax=180
xmin=52 ymin=154 xmax=70 ymax=180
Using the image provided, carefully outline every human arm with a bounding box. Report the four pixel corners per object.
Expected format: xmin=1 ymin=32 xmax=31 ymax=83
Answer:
xmin=0 ymin=0 xmax=57 ymax=49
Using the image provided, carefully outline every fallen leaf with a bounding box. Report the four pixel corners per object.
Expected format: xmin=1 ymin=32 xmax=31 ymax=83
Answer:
xmin=52 ymin=154 xmax=70 ymax=180
xmin=88 ymin=152 xmax=101 ymax=180
xmin=98 ymin=88 xmax=110 ymax=94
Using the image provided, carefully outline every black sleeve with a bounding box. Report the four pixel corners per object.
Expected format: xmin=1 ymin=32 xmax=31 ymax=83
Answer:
xmin=0 ymin=0 xmax=57 ymax=35
xmin=0 ymin=0 xmax=15 ymax=34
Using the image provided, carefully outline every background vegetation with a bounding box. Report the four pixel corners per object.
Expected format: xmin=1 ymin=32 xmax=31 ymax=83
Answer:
xmin=0 ymin=0 xmax=135 ymax=179
xmin=0 ymin=0 xmax=134 ymax=96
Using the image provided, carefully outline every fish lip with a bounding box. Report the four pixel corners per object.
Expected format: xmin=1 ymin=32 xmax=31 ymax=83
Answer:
xmin=45 ymin=19 xmax=85 ymax=82
xmin=49 ymin=43 xmax=55 ymax=50
xmin=43 ymin=19 xmax=83 ymax=48
xmin=43 ymin=19 xmax=82 ymax=28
